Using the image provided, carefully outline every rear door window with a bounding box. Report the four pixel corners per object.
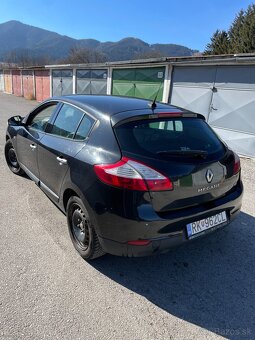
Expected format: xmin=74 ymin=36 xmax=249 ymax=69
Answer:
xmin=74 ymin=115 xmax=95 ymax=140
xmin=50 ymin=103 xmax=84 ymax=139
xmin=114 ymin=118 xmax=225 ymax=160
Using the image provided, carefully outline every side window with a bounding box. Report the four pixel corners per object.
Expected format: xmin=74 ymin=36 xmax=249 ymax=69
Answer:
xmin=29 ymin=104 xmax=57 ymax=131
xmin=51 ymin=104 xmax=84 ymax=139
xmin=74 ymin=115 xmax=94 ymax=140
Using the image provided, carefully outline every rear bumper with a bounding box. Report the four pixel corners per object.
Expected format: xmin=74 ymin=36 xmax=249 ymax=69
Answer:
xmin=97 ymin=181 xmax=243 ymax=257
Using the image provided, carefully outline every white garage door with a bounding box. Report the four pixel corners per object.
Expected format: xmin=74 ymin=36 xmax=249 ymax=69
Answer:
xmin=169 ymin=65 xmax=255 ymax=157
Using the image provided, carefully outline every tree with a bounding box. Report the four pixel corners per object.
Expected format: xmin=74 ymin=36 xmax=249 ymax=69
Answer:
xmin=204 ymin=30 xmax=230 ymax=55
xmin=62 ymin=46 xmax=107 ymax=64
xmin=228 ymin=9 xmax=246 ymax=52
xmin=5 ymin=49 xmax=53 ymax=67
xmin=204 ymin=4 xmax=255 ymax=55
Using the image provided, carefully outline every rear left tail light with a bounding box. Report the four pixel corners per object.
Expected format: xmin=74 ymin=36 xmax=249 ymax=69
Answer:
xmin=233 ymin=153 xmax=241 ymax=175
xmin=94 ymin=157 xmax=173 ymax=191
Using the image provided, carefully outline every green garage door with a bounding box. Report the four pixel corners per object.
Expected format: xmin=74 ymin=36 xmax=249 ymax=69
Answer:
xmin=112 ymin=67 xmax=165 ymax=101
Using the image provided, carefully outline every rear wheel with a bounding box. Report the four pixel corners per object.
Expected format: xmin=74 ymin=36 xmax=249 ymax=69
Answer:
xmin=66 ymin=196 xmax=105 ymax=260
xmin=4 ymin=140 xmax=24 ymax=175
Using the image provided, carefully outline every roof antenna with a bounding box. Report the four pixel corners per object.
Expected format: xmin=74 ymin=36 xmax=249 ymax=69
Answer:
xmin=148 ymin=81 xmax=163 ymax=110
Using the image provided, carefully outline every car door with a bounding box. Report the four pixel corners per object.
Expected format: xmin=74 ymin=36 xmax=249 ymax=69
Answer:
xmin=15 ymin=103 xmax=59 ymax=183
xmin=37 ymin=103 xmax=95 ymax=202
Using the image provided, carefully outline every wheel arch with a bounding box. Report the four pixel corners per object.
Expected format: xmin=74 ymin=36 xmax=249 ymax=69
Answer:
xmin=63 ymin=188 xmax=80 ymax=212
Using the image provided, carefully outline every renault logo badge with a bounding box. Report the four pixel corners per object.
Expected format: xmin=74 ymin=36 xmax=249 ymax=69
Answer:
xmin=206 ymin=169 xmax=214 ymax=183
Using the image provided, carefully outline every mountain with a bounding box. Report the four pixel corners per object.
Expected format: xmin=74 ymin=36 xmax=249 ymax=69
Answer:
xmin=0 ymin=20 xmax=196 ymax=63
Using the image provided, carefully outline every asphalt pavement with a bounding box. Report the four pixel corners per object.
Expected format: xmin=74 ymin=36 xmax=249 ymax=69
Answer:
xmin=0 ymin=92 xmax=254 ymax=340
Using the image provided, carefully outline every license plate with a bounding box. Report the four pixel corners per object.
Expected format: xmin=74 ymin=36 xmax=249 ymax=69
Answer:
xmin=186 ymin=211 xmax=227 ymax=239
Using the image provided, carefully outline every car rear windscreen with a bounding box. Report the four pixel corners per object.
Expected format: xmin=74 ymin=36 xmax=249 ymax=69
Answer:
xmin=114 ymin=118 xmax=225 ymax=161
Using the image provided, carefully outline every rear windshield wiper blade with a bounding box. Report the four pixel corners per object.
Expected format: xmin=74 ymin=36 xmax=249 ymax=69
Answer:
xmin=157 ymin=150 xmax=208 ymax=159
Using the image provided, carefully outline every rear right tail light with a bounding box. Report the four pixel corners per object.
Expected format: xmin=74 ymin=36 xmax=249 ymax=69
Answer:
xmin=94 ymin=157 xmax=173 ymax=191
xmin=233 ymin=153 xmax=241 ymax=175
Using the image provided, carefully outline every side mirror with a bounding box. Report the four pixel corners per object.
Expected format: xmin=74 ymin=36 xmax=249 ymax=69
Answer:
xmin=8 ymin=115 xmax=24 ymax=126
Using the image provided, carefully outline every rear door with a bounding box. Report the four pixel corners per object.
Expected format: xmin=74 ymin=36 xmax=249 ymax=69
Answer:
xmin=38 ymin=103 xmax=95 ymax=202
xmin=114 ymin=114 xmax=238 ymax=213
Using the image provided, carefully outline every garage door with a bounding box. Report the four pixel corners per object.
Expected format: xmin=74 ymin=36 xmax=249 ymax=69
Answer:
xmin=0 ymin=70 xmax=4 ymax=92
xmin=12 ymin=70 xmax=22 ymax=97
xmin=76 ymin=69 xmax=107 ymax=95
xmin=170 ymin=66 xmax=216 ymax=120
xmin=208 ymin=65 xmax=255 ymax=157
xmin=35 ymin=70 xmax=50 ymax=102
xmin=22 ymin=71 xmax=34 ymax=100
xmin=4 ymin=70 xmax=12 ymax=94
xmin=52 ymin=70 xmax=73 ymax=96
xmin=169 ymin=65 xmax=255 ymax=157
xmin=112 ymin=67 xmax=165 ymax=101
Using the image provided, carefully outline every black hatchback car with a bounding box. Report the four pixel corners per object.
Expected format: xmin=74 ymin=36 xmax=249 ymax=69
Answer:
xmin=5 ymin=95 xmax=243 ymax=260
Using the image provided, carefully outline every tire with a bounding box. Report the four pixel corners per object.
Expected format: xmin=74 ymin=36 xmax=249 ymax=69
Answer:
xmin=4 ymin=139 xmax=24 ymax=175
xmin=66 ymin=196 xmax=105 ymax=260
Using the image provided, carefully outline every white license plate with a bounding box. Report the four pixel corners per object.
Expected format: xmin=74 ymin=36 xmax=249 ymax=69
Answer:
xmin=186 ymin=211 xmax=227 ymax=238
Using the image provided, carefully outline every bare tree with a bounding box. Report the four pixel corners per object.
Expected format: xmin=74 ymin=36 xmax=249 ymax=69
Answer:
xmin=62 ymin=46 xmax=107 ymax=64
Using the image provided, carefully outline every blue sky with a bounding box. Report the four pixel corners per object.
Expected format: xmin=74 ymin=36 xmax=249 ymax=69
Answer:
xmin=0 ymin=0 xmax=253 ymax=51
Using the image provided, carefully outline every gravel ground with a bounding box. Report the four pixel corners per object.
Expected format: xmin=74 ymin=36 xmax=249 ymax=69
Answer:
xmin=0 ymin=93 xmax=254 ymax=340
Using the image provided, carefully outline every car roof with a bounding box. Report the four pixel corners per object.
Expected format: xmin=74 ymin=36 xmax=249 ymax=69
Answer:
xmin=49 ymin=95 xmax=183 ymax=119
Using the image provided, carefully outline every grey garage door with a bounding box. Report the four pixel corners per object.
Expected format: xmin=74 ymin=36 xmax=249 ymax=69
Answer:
xmin=0 ymin=70 xmax=4 ymax=92
xmin=76 ymin=69 xmax=107 ymax=95
xmin=170 ymin=66 xmax=216 ymax=120
xmin=169 ymin=65 xmax=255 ymax=157
xmin=52 ymin=70 xmax=73 ymax=96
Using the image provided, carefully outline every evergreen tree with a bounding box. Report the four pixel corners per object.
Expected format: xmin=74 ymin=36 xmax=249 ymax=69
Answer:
xmin=204 ymin=30 xmax=230 ymax=55
xmin=204 ymin=4 xmax=255 ymax=55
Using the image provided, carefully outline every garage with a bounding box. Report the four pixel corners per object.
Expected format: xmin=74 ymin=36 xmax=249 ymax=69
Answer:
xmin=169 ymin=65 xmax=255 ymax=157
xmin=76 ymin=69 xmax=107 ymax=95
xmin=4 ymin=70 xmax=12 ymax=94
xmin=35 ymin=70 xmax=50 ymax=102
xmin=169 ymin=66 xmax=216 ymax=120
xmin=12 ymin=70 xmax=22 ymax=97
xmin=22 ymin=70 xmax=35 ymax=100
xmin=0 ymin=70 xmax=4 ymax=92
xmin=52 ymin=69 xmax=73 ymax=96
xmin=112 ymin=67 xmax=165 ymax=101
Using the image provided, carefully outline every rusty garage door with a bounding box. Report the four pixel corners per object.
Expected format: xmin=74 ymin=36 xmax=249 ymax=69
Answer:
xmin=35 ymin=70 xmax=50 ymax=102
xmin=22 ymin=71 xmax=35 ymax=100
xmin=4 ymin=70 xmax=12 ymax=94
xmin=12 ymin=70 xmax=22 ymax=97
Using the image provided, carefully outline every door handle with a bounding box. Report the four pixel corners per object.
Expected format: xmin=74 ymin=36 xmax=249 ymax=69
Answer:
xmin=56 ymin=156 xmax=67 ymax=165
xmin=30 ymin=143 xmax=37 ymax=149
xmin=210 ymin=104 xmax=218 ymax=111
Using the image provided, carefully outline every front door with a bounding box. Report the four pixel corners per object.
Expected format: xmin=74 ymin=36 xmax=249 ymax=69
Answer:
xmin=15 ymin=103 xmax=58 ymax=183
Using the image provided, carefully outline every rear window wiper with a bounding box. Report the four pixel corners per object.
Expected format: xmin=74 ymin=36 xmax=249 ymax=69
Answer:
xmin=156 ymin=150 xmax=208 ymax=159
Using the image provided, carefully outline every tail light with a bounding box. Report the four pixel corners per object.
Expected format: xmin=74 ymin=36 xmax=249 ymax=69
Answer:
xmin=94 ymin=157 xmax=173 ymax=191
xmin=233 ymin=153 xmax=241 ymax=175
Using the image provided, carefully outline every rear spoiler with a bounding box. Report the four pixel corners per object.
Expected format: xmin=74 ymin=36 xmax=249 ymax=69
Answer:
xmin=111 ymin=109 xmax=205 ymax=127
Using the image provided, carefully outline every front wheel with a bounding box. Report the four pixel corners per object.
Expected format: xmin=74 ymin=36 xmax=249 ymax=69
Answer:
xmin=66 ymin=196 xmax=105 ymax=260
xmin=4 ymin=139 xmax=24 ymax=175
